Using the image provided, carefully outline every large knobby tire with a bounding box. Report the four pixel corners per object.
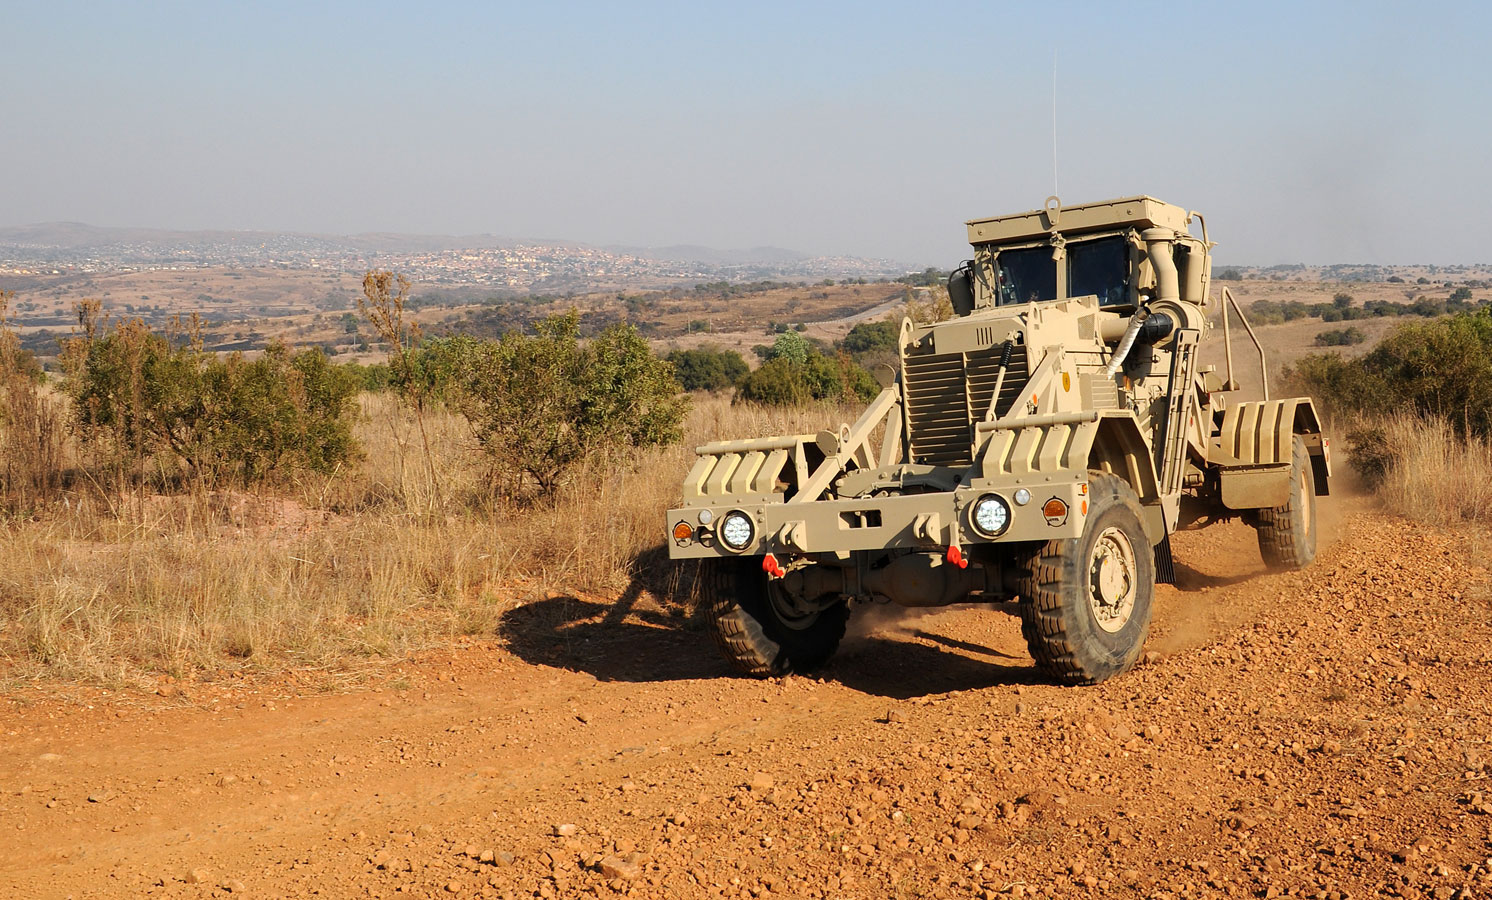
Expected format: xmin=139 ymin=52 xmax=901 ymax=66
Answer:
xmin=1256 ymin=434 xmax=1318 ymax=571
xmin=1016 ymin=472 xmax=1156 ymax=685
xmin=701 ymin=558 xmax=849 ymax=677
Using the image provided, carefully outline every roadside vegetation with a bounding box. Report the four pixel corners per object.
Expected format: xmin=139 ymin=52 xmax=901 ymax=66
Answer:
xmin=1285 ymin=306 xmax=1492 ymax=525
xmin=0 ymin=281 xmax=864 ymax=686
xmin=1247 ymin=289 xmax=1487 ymax=325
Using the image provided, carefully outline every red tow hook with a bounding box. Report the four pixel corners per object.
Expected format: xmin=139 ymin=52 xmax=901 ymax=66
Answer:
xmin=762 ymin=553 xmax=785 ymax=579
xmin=946 ymin=545 xmax=968 ymax=569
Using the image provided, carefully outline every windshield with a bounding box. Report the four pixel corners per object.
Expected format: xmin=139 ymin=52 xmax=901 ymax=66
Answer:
xmin=1068 ymin=236 xmax=1130 ymax=307
xmin=995 ymin=247 xmax=1056 ymax=306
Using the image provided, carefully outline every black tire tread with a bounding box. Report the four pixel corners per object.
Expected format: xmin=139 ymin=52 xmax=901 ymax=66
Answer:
xmin=1015 ymin=471 xmax=1153 ymax=685
xmin=700 ymin=558 xmax=848 ymax=677
xmin=1256 ymin=435 xmax=1316 ymax=571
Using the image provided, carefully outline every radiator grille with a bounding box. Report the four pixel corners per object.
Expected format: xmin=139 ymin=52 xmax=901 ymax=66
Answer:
xmin=903 ymin=344 xmax=1028 ymax=467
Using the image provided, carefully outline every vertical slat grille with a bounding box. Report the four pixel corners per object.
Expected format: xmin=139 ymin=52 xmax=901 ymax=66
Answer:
xmin=903 ymin=344 xmax=1028 ymax=467
xmin=967 ymin=344 xmax=1028 ymax=421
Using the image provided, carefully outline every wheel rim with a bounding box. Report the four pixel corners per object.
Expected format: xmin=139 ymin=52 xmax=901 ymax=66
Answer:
xmin=1088 ymin=526 xmax=1138 ymax=633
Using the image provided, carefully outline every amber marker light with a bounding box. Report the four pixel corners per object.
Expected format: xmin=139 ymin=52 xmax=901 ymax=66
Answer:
xmin=1042 ymin=498 xmax=1068 ymax=519
xmin=672 ymin=521 xmax=694 ymax=541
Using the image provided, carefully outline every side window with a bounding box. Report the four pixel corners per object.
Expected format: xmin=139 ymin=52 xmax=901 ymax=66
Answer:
xmin=1067 ymin=237 xmax=1130 ymax=307
xmin=995 ymin=247 xmax=1057 ymax=306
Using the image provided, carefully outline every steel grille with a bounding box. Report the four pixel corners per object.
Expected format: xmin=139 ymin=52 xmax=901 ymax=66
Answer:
xmin=903 ymin=344 xmax=1028 ymax=467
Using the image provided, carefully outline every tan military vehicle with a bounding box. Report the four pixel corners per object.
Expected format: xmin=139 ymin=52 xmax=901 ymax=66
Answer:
xmin=667 ymin=196 xmax=1331 ymax=684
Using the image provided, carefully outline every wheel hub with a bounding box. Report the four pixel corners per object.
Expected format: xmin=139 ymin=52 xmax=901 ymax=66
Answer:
xmin=1088 ymin=527 xmax=1137 ymax=633
xmin=768 ymin=564 xmax=838 ymax=631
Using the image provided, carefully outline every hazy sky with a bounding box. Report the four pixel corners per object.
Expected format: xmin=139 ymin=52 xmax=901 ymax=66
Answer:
xmin=3 ymin=1 xmax=1488 ymax=265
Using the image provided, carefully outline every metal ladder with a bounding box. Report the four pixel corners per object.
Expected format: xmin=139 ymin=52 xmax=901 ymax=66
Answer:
xmin=1155 ymin=328 xmax=1201 ymax=498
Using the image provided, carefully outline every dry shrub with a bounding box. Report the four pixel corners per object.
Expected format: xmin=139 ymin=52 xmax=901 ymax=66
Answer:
xmin=0 ymin=377 xmax=866 ymax=683
xmin=0 ymin=290 xmax=63 ymax=510
xmin=1350 ymin=414 xmax=1492 ymax=526
xmin=0 ymin=495 xmax=514 ymax=682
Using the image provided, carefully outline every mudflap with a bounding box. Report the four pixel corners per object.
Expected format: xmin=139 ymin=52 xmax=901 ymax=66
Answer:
xmin=1154 ymin=534 xmax=1176 ymax=586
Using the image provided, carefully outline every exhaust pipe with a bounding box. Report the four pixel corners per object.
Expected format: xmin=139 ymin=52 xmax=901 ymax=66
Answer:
xmin=1142 ymin=227 xmax=1180 ymax=303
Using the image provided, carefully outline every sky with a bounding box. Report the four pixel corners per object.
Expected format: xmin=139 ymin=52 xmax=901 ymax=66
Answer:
xmin=3 ymin=0 xmax=1489 ymax=266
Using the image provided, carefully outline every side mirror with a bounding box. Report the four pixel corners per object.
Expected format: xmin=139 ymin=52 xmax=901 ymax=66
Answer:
xmin=947 ymin=262 xmax=976 ymax=316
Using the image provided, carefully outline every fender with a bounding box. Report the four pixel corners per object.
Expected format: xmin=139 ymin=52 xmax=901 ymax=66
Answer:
xmin=1209 ymin=397 xmax=1331 ymax=509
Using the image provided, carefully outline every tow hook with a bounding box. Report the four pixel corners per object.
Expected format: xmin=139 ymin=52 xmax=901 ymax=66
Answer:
xmin=946 ymin=545 xmax=968 ymax=569
xmin=762 ymin=553 xmax=785 ymax=579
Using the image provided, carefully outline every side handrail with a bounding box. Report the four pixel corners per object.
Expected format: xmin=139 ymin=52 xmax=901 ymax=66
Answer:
xmin=1221 ymin=286 xmax=1269 ymax=401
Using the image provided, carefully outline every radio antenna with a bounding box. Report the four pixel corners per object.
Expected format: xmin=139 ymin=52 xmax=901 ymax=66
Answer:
xmin=1051 ymin=49 xmax=1059 ymax=199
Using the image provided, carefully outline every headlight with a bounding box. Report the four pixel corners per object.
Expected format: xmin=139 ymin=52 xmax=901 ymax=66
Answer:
xmin=970 ymin=494 xmax=1011 ymax=537
xmin=719 ymin=511 xmax=755 ymax=551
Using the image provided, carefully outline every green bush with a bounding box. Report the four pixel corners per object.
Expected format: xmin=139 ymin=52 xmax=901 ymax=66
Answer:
xmin=341 ymin=361 xmax=393 ymax=392
xmin=664 ymin=347 xmax=749 ymax=392
xmin=61 ymin=310 xmax=360 ymax=486
xmin=763 ymin=331 xmax=811 ymax=364
xmin=1284 ymin=308 xmax=1492 ymax=439
xmin=1313 ymin=326 xmax=1367 ymax=347
xmin=437 ymin=311 xmax=687 ymax=496
xmin=839 ymin=319 xmax=900 ymax=359
xmin=735 ymin=352 xmax=880 ymax=407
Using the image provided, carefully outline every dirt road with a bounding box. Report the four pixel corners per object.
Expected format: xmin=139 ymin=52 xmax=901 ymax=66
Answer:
xmin=4 ymin=497 xmax=1491 ymax=900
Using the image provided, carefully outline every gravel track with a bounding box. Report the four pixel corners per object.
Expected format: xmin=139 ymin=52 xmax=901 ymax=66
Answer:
xmin=3 ymin=496 xmax=1490 ymax=900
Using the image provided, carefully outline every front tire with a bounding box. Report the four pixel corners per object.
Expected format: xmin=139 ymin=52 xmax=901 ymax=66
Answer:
xmin=701 ymin=558 xmax=849 ymax=677
xmin=1256 ymin=434 xmax=1318 ymax=571
xmin=1017 ymin=472 xmax=1156 ymax=685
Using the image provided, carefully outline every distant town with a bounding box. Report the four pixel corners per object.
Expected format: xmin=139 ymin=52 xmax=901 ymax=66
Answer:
xmin=0 ymin=225 xmax=914 ymax=292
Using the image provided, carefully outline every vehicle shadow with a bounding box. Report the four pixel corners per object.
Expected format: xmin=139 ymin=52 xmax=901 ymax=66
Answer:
xmin=1172 ymin=561 xmax=1257 ymax=591
xmin=497 ymin=561 xmax=1044 ymax=698
xmin=826 ymin=635 xmax=1043 ymax=698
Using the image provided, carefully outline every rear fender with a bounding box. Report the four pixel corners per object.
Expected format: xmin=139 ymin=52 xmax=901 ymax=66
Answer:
xmin=1209 ymin=397 xmax=1330 ymax=508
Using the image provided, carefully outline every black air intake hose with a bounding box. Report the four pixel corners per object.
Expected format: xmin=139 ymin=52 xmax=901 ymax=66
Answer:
xmin=1136 ymin=312 xmax=1175 ymax=345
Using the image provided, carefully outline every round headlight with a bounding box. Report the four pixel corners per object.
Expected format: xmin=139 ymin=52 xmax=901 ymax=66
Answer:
xmin=971 ymin=494 xmax=1011 ymax=537
xmin=1013 ymin=488 xmax=1031 ymax=506
xmin=719 ymin=511 xmax=755 ymax=551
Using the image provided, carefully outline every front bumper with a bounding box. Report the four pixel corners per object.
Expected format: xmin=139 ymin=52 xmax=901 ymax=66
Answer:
xmin=666 ymin=481 xmax=1090 ymax=560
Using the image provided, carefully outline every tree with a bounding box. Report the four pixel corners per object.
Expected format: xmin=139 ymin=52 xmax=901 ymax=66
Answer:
xmin=839 ymin=319 xmax=900 ymax=359
xmin=764 ymin=331 xmax=810 ymax=365
xmin=1285 ymin=308 xmax=1492 ymax=439
xmin=61 ymin=306 xmax=360 ymax=486
xmin=735 ymin=350 xmax=879 ymax=407
xmin=441 ymin=311 xmax=688 ymax=496
xmin=665 ymin=347 xmax=749 ymax=392
xmin=1313 ymin=326 xmax=1366 ymax=347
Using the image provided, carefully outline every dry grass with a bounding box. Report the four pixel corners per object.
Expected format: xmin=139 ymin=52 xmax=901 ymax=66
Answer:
xmin=0 ymin=389 xmax=861 ymax=686
xmin=1354 ymin=414 xmax=1492 ymax=527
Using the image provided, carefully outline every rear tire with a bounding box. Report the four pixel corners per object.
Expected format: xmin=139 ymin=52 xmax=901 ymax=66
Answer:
xmin=1016 ymin=472 xmax=1155 ymax=685
xmin=1256 ymin=435 xmax=1318 ymax=571
xmin=701 ymin=558 xmax=849 ymax=677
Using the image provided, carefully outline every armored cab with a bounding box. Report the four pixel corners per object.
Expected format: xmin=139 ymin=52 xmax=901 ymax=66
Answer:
xmin=667 ymin=196 xmax=1330 ymax=684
